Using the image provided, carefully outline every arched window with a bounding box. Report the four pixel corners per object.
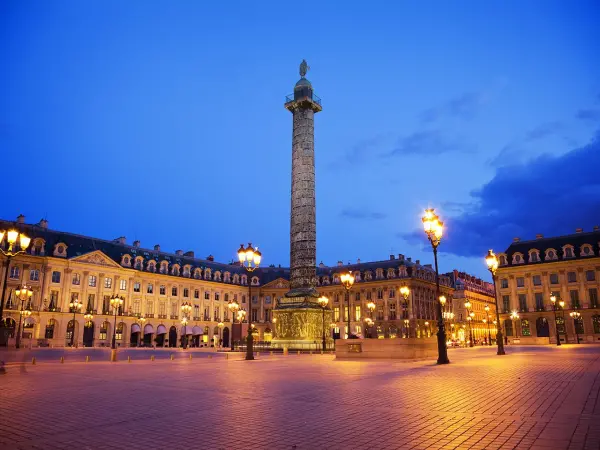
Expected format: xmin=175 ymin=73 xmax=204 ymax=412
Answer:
xmin=147 ymin=261 xmax=156 ymax=273
xmin=100 ymin=321 xmax=109 ymax=340
xmin=160 ymin=261 xmax=168 ymax=274
xmin=66 ymin=320 xmax=75 ymax=341
xmin=134 ymin=257 xmax=143 ymax=270
xmin=529 ymin=250 xmax=540 ymax=263
xmin=122 ymin=255 xmax=131 ymax=267
xmin=172 ymin=265 xmax=180 ymax=276
xmin=545 ymin=249 xmax=557 ymax=261
xmin=574 ymin=317 xmax=584 ymax=335
xmin=521 ymin=319 xmax=531 ymax=336
xmin=204 ymin=268 xmax=212 ymax=280
xmin=504 ymin=318 xmax=513 ymax=337
xmin=563 ymin=246 xmax=574 ymax=259
xmin=499 ymin=255 xmax=507 ymax=266
xmin=593 ymin=315 xmax=600 ymax=334
xmin=556 ymin=316 xmax=565 ymax=335
xmin=512 ymin=253 xmax=524 ymax=264
xmin=581 ymin=244 xmax=594 ymax=256
xmin=45 ymin=319 xmax=56 ymax=339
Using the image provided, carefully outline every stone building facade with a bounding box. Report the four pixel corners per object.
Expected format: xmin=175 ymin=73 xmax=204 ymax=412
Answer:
xmin=496 ymin=228 xmax=600 ymax=344
xmin=1 ymin=216 xmax=456 ymax=349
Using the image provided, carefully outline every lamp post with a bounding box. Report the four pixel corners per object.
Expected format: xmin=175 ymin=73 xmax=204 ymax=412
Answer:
xmin=340 ymin=271 xmax=355 ymax=339
xmin=400 ymin=286 xmax=410 ymax=337
xmin=317 ymin=296 xmax=329 ymax=351
xmin=550 ymin=293 xmax=561 ymax=346
xmin=228 ymin=298 xmax=240 ymax=350
xmin=424 ymin=321 xmax=430 ymax=337
xmin=367 ymin=300 xmax=376 ymax=338
xmin=484 ymin=305 xmax=492 ymax=346
xmin=510 ymin=311 xmax=520 ymax=339
xmin=570 ymin=311 xmax=581 ymax=344
xmin=109 ymin=295 xmax=124 ymax=350
xmin=403 ymin=319 xmax=409 ymax=338
xmin=464 ymin=301 xmax=474 ymax=347
xmin=218 ymin=321 xmax=224 ymax=348
xmin=237 ymin=309 xmax=247 ymax=352
xmin=181 ymin=301 xmax=192 ymax=349
xmin=439 ymin=295 xmax=447 ymax=342
xmin=69 ymin=296 xmax=82 ymax=347
xmin=138 ymin=316 xmax=146 ymax=347
xmin=485 ymin=249 xmax=505 ymax=355
xmin=237 ymin=243 xmax=262 ymax=361
xmin=422 ymin=208 xmax=449 ymax=364
xmin=0 ymin=229 xmax=31 ymax=344
xmin=15 ymin=285 xmax=33 ymax=349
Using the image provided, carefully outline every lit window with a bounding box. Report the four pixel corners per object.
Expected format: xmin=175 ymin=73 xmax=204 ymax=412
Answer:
xmin=72 ymin=273 xmax=80 ymax=285
xmin=159 ymin=285 xmax=166 ymax=295
xmin=147 ymin=283 xmax=153 ymax=294
xmin=51 ymin=271 xmax=61 ymax=283
xmin=172 ymin=287 xmax=178 ymax=296
xmin=29 ymin=269 xmax=40 ymax=282
xmin=88 ymin=276 xmax=97 ymax=287
xmin=133 ymin=282 xmax=141 ymax=293
xmin=104 ymin=277 xmax=112 ymax=289
xmin=9 ymin=266 xmax=20 ymax=279
xmin=120 ymin=279 xmax=127 ymax=290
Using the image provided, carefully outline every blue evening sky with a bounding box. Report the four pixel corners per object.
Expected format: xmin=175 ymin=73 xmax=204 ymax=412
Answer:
xmin=2 ymin=1 xmax=599 ymax=279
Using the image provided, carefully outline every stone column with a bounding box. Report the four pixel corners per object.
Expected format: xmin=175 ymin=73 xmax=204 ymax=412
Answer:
xmin=61 ymin=268 xmax=72 ymax=312
xmin=82 ymin=271 xmax=89 ymax=311
xmin=40 ymin=265 xmax=52 ymax=310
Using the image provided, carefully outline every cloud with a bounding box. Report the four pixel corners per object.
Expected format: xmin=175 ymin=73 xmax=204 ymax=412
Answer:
xmin=401 ymin=129 xmax=600 ymax=258
xmin=575 ymin=109 xmax=600 ymax=122
xmin=419 ymin=92 xmax=486 ymax=123
xmin=340 ymin=208 xmax=387 ymax=220
xmin=387 ymin=130 xmax=475 ymax=157
xmin=524 ymin=121 xmax=563 ymax=141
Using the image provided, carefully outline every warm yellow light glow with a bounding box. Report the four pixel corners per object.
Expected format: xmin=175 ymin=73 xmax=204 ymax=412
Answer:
xmin=237 ymin=244 xmax=246 ymax=263
xmin=181 ymin=302 xmax=192 ymax=314
xmin=485 ymin=249 xmax=498 ymax=273
xmin=439 ymin=295 xmax=446 ymax=306
xmin=464 ymin=301 xmax=471 ymax=309
xmin=469 ymin=312 xmax=475 ymax=318
xmin=317 ymin=296 xmax=329 ymax=308
xmin=19 ymin=234 xmax=31 ymax=250
xmin=7 ymin=230 xmax=18 ymax=244
xmin=367 ymin=301 xmax=376 ymax=312
xmin=245 ymin=243 xmax=254 ymax=263
xmin=400 ymin=286 xmax=410 ymax=299
xmin=218 ymin=322 xmax=224 ymax=328
xmin=340 ymin=272 xmax=355 ymax=288
xmin=484 ymin=305 xmax=490 ymax=312
xmin=228 ymin=300 xmax=240 ymax=311
xmin=181 ymin=317 xmax=188 ymax=325
xmin=550 ymin=294 xmax=557 ymax=304
xmin=559 ymin=300 xmax=565 ymax=308
xmin=510 ymin=310 xmax=519 ymax=320
xmin=0 ymin=231 xmax=5 ymax=244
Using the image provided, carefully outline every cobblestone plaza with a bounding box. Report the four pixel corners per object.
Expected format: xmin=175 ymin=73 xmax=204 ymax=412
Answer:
xmin=2 ymin=346 xmax=600 ymax=449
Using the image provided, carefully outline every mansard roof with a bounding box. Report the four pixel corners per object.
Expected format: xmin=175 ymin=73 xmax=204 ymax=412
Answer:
xmin=503 ymin=228 xmax=600 ymax=265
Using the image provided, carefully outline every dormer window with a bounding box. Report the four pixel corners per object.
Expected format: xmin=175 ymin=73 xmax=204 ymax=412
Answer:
xmin=387 ymin=268 xmax=395 ymax=278
xmin=499 ymin=255 xmax=507 ymax=266
xmin=204 ymin=268 xmax=212 ymax=280
xmin=224 ymin=272 xmax=231 ymax=283
xmin=160 ymin=262 xmax=168 ymax=274
xmin=563 ymin=246 xmax=574 ymax=259
xmin=214 ymin=271 xmax=222 ymax=282
xmin=529 ymin=251 xmax=540 ymax=263
xmin=122 ymin=255 xmax=131 ymax=267
xmin=53 ymin=243 xmax=68 ymax=258
xmin=545 ymin=249 xmax=557 ymax=261
xmin=332 ymin=274 xmax=339 ymax=284
xmin=241 ymin=274 xmax=247 ymax=285
xmin=183 ymin=265 xmax=191 ymax=277
xmin=512 ymin=253 xmax=524 ymax=264
xmin=172 ymin=265 xmax=180 ymax=276
xmin=134 ymin=257 xmax=143 ymax=270
xmin=232 ymin=273 xmax=239 ymax=284
xmin=251 ymin=276 xmax=259 ymax=286
xmin=354 ymin=271 xmax=361 ymax=282
xmin=581 ymin=244 xmax=594 ymax=256
xmin=147 ymin=261 xmax=156 ymax=273
xmin=375 ymin=268 xmax=384 ymax=279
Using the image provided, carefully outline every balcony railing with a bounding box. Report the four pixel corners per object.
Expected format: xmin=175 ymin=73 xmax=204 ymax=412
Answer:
xmin=285 ymin=93 xmax=321 ymax=106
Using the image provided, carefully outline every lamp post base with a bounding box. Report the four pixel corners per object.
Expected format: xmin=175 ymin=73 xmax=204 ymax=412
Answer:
xmin=110 ymin=349 xmax=117 ymax=362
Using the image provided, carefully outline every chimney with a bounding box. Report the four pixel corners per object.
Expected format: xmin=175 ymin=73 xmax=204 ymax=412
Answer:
xmin=415 ymin=259 xmax=420 ymax=265
xmin=175 ymin=250 xmax=183 ymax=256
xmin=319 ymin=261 xmax=325 ymax=268
xmin=337 ymin=260 xmax=343 ymax=266
xmin=576 ymin=228 xmax=583 ymax=233
xmin=17 ymin=214 xmax=25 ymax=224
xmin=154 ymin=244 xmax=161 ymax=252
xmin=184 ymin=251 xmax=195 ymax=258
xmin=38 ymin=219 xmax=48 ymax=229
xmin=398 ymin=254 xmax=404 ymax=261
xmin=594 ymin=226 xmax=599 ymax=232
xmin=407 ymin=257 xmax=412 ymax=263
xmin=513 ymin=237 xmax=520 ymax=243
xmin=536 ymin=234 xmax=543 ymax=239
xmin=390 ymin=254 xmax=395 ymax=260
xmin=356 ymin=258 xmax=361 ymax=264
xmin=133 ymin=240 xmax=141 ymax=248
xmin=207 ymin=254 xmax=214 ymax=261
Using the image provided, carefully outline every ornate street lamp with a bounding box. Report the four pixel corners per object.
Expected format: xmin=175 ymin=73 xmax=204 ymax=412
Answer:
xmin=237 ymin=309 xmax=247 ymax=349
xmin=424 ymin=321 xmax=430 ymax=337
xmin=109 ymin=295 xmax=124 ymax=350
xmin=69 ymin=296 xmax=82 ymax=347
xmin=15 ymin=285 xmax=33 ymax=349
xmin=403 ymin=319 xmax=409 ymax=338
xmin=0 ymin=229 xmax=30 ymax=342
xmin=340 ymin=271 xmax=355 ymax=339
xmin=484 ymin=305 xmax=492 ymax=346
xmin=317 ymin=296 xmax=329 ymax=351
xmin=422 ymin=208 xmax=449 ymax=364
xmin=218 ymin=321 xmax=224 ymax=348
xmin=569 ymin=311 xmax=581 ymax=344
xmin=510 ymin=310 xmax=520 ymax=339
xmin=485 ymin=249 xmax=505 ymax=355
xmin=400 ymin=286 xmax=410 ymax=337
xmin=84 ymin=312 xmax=94 ymax=327
xmin=228 ymin=298 xmax=240 ymax=350
xmin=237 ymin=243 xmax=261 ymax=361
xmin=550 ymin=293 xmax=561 ymax=346
xmin=464 ymin=301 xmax=474 ymax=348
xmin=138 ymin=316 xmax=146 ymax=347
xmin=181 ymin=301 xmax=192 ymax=349
xmin=367 ymin=300 xmax=376 ymax=338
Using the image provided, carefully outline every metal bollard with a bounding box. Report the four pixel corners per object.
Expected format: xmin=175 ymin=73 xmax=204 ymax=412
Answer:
xmin=310 ymin=351 xmax=313 ymax=355
xmin=128 ymin=356 xmax=132 ymax=363
xmin=151 ymin=355 xmax=155 ymax=361
xmin=270 ymin=351 xmax=273 ymax=356
xmin=225 ymin=353 xmax=229 ymax=360
xmin=257 ymin=352 xmax=260 ymax=357
xmin=32 ymin=357 xmax=36 ymax=365
xmin=208 ymin=354 xmax=212 ymax=359
xmin=170 ymin=354 xmax=174 ymax=361
xmin=297 ymin=350 xmax=300 ymax=355
xmin=60 ymin=356 xmax=64 ymax=364
xmin=189 ymin=354 xmax=192 ymax=360
xmin=321 ymin=350 xmax=323 ymax=355
xmin=85 ymin=356 xmax=90 ymax=363
xmin=283 ymin=347 xmax=288 ymax=356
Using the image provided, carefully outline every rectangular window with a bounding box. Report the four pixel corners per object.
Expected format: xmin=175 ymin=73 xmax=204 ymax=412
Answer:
xmin=102 ymin=295 xmax=110 ymax=314
xmin=133 ymin=282 xmax=141 ymax=293
xmin=377 ymin=306 xmax=384 ymax=321
xmin=265 ymin=296 xmax=272 ymax=304
xmin=194 ymin=289 xmax=199 ymax=299
xmin=147 ymin=283 xmax=153 ymax=294
xmin=501 ymin=279 xmax=508 ymax=289
xmin=204 ymin=291 xmax=210 ymax=300
xmin=532 ymin=275 xmax=541 ymax=286
xmin=586 ymin=270 xmax=596 ymax=281
xmin=366 ymin=291 xmax=372 ymax=300
xmin=521 ymin=319 xmax=531 ymax=336
xmin=214 ymin=308 xmax=220 ymax=320
xmin=215 ymin=292 xmax=220 ymax=301
xmin=344 ymin=306 xmax=349 ymax=322
xmin=204 ymin=307 xmax=210 ymax=320
xmin=133 ymin=301 xmax=141 ymax=314
xmin=516 ymin=277 xmax=524 ymax=288
xmin=265 ymin=309 xmax=271 ymax=322
xmin=51 ymin=271 xmax=61 ymax=283
xmin=355 ymin=292 xmax=361 ymax=301
xmin=86 ymin=294 xmax=95 ymax=311
xmin=389 ymin=303 xmax=396 ymax=320
xmin=99 ymin=323 xmax=108 ymax=340
xmin=570 ymin=290 xmax=580 ymax=308
xmin=104 ymin=277 xmax=112 ymax=289
xmin=550 ymin=273 xmax=559 ymax=284
xmin=120 ymin=279 xmax=127 ymax=290
xmin=171 ymin=287 xmax=177 ymax=296
xmin=502 ymin=295 xmax=510 ymax=312
xmin=72 ymin=273 xmax=80 ymax=285
xmin=29 ymin=269 xmax=40 ymax=282
xmin=567 ymin=272 xmax=577 ymax=283
xmin=146 ymin=301 xmax=153 ymax=315
xmin=535 ymin=293 xmax=544 ymax=311
xmin=389 ymin=289 xmax=395 ymax=298
xmin=183 ymin=288 xmax=189 ymax=298
xmin=251 ymin=309 xmax=258 ymax=322
xmin=252 ymin=296 xmax=258 ymax=304
xmin=518 ymin=294 xmax=527 ymax=311
xmin=49 ymin=291 xmax=59 ymax=310
xmin=377 ymin=290 xmax=383 ymax=300
xmin=171 ymin=302 xmax=178 ymax=317
xmin=159 ymin=285 xmax=166 ymax=295
xmin=334 ymin=307 xmax=340 ymax=322
xmin=354 ymin=306 xmax=361 ymax=321
xmin=159 ymin=302 xmax=166 ymax=316
xmin=194 ymin=305 xmax=200 ymax=318
xmin=589 ymin=288 xmax=598 ymax=308
xmin=9 ymin=266 xmax=20 ymax=279
xmin=88 ymin=275 xmax=97 ymax=287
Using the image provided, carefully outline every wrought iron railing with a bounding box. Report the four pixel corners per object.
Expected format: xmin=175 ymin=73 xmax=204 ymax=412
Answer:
xmin=285 ymin=93 xmax=321 ymax=106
